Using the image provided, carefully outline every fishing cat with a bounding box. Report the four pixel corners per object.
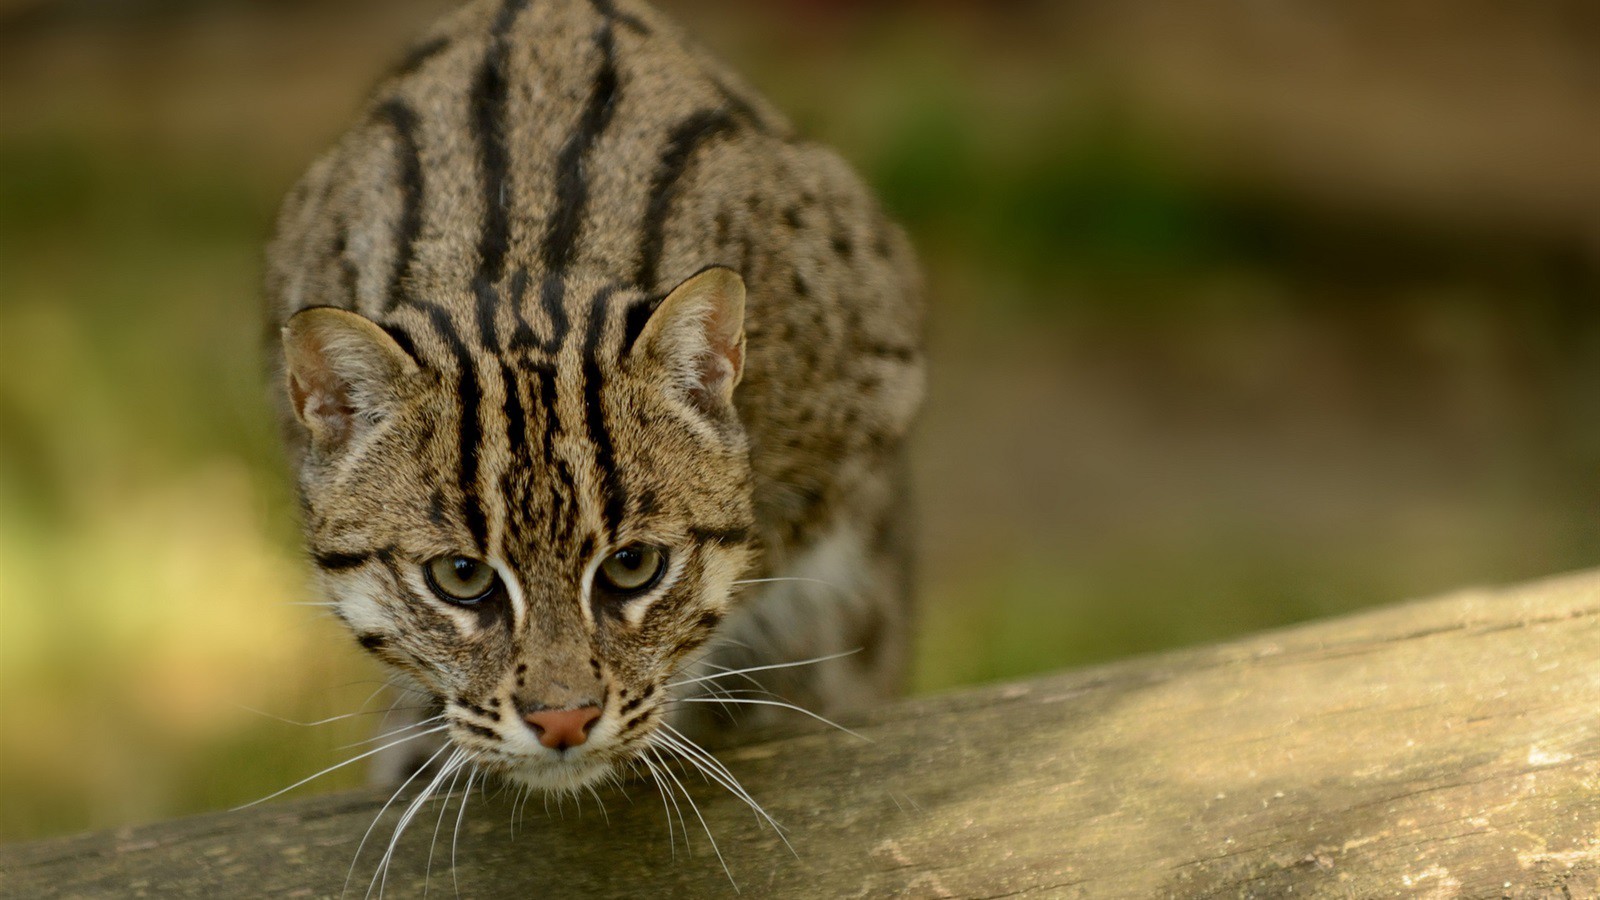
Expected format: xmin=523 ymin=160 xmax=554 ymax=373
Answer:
xmin=267 ymin=0 xmax=923 ymax=797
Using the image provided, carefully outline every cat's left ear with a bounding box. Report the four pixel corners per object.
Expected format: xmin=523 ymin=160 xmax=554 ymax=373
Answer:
xmin=634 ymin=266 xmax=746 ymax=410
xmin=281 ymin=307 xmax=420 ymax=452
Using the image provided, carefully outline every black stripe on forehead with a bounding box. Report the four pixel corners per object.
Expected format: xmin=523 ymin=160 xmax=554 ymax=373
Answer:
xmin=634 ymin=109 xmax=739 ymax=291
xmin=392 ymin=35 xmax=451 ymax=80
xmin=529 ymin=360 xmax=580 ymax=547
xmin=541 ymin=12 xmax=621 ymax=275
xmin=589 ymin=0 xmax=649 ymax=34
xmin=505 ymin=267 xmax=550 ymax=355
xmin=417 ymin=302 xmax=489 ymax=551
xmin=497 ymin=356 xmax=534 ymax=551
xmin=375 ymin=99 xmax=424 ymax=312
xmin=517 ymin=5 xmax=625 ymax=363
xmin=473 ymin=276 xmax=502 ymax=348
xmin=472 ymin=0 xmax=531 ymax=287
xmin=583 ymin=285 xmax=626 ymax=533
xmin=538 ymin=272 xmax=572 ymax=357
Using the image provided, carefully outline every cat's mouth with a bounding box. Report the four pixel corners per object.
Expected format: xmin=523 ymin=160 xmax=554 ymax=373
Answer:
xmin=444 ymin=710 xmax=631 ymax=794
xmin=499 ymin=745 xmax=620 ymax=793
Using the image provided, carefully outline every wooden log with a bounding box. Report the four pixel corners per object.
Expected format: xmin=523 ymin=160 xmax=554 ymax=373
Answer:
xmin=7 ymin=569 xmax=1600 ymax=898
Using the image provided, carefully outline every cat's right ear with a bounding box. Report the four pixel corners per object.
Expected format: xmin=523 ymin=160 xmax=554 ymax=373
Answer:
xmin=633 ymin=266 xmax=746 ymax=413
xmin=281 ymin=307 xmax=419 ymax=451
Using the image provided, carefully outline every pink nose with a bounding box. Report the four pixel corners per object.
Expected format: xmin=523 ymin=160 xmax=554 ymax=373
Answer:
xmin=523 ymin=706 xmax=602 ymax=750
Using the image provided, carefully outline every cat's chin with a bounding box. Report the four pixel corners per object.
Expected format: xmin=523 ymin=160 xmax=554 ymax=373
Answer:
xmin=502 ymin=753 xmax=616 ymax=794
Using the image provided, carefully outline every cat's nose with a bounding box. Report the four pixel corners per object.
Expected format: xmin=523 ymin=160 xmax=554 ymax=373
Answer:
xmin=523 ymin=706 xmax=602 ymax=750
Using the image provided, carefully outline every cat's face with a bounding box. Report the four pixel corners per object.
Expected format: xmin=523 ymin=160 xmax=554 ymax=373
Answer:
xmin=284 ymin=269 xmax=755 ymax=791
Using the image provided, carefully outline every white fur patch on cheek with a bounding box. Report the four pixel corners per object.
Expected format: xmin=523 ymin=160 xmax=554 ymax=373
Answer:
xmin=698 ymin=551 xmax=747 ymax=613
xmin=326 ymin=568 xmax=396 ymax=636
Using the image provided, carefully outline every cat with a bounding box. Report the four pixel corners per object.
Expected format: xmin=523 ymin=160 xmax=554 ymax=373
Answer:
xmin=266 ymin=0 xmax=923 ymax=807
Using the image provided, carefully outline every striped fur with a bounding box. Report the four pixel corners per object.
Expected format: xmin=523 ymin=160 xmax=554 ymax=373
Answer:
xmin=267 ymin=0 xmax=923 ymax=792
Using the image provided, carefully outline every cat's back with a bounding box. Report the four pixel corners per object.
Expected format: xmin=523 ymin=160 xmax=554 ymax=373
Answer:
xmin=267 ymin=0 xmax=923 ymax=551
xmin=270 ymin=0 xmax=785 ymax=307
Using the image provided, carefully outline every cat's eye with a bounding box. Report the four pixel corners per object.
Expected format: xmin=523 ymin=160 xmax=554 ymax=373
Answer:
xmin=597 ymin=545 xmax=667 ymax=595
xmin=424 ymin=555 xmax=500 ymax=603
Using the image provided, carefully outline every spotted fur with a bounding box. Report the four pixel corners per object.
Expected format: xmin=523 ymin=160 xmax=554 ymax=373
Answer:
xmin=267 ymin=0 xmax=923 ymax=793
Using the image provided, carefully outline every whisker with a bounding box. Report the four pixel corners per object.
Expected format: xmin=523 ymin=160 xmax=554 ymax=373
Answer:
xmin=372 ymin=748 xmax=471 ymax=899
xmin=341 ymin=739 xmax=455 ymax=900
xmin=237 ymin=725 xmax=448 ymax=811
xmin=671 ymin=697 xmax=869 ymax=741
xmin=374 ymin=681 xmax=435 ymax=730
xmin=691 ymin=684 xmax=783 ymax=701
xmin=510 ymin=782 xmax=531 ymax=838
xmin=451 ymin=768 xmax=478 ymax=899
xmin=239 ymin=676 xmax=419 ymax=730
xmin=729 ymin=576 xmax=848 ymax=592
xmin=585 ymin=784 xmax=611 ymax=826
xmin=424 ymin=753 xmax=473 ymax=898
xmin=237 ymin=705 xmax=438 ymax=728
xmin=336 ymin=715 xmax=447 ymax=751
xmin=648 ymin=745 xmax=736 ymax=890
xmin=668 ymin=649 xmax=861 ymax=689
xmin=656 ymin=727 xmax=793 ymax=855
xmin=658 ymin=726 xmax=785 ymax=831
xmin=507 ymin=785 xmax=519 ymax=839
xmin=324 ymin=675 xmax=414 ymax=694
xmin=236 ymin=706 xmax=362 ymax=728
xmin=667 ymin=637 xmax=760 ymax=686
xmin=692 ymin=669 xmax=772 ymax=702
xmin=639 ymin=752 xmax=683 ymax=858
xmin=606 ymin=769 xmax=635 ymax=808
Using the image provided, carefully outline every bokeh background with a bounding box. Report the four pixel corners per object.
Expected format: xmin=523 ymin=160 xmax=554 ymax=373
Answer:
xmin=2 ymin=0 xmax=1598 ymax=842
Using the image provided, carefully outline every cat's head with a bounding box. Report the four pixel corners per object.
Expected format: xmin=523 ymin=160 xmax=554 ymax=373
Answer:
xmin=280 ymin=267 xmax=756 ymax=791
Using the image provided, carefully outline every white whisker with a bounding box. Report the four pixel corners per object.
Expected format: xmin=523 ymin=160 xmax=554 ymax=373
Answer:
xmin=672 ymin=697 xmax=868 ymax=741
xmin=649 ymin=745 xmax=736 ymax=890
xmin=336 ymin=715 xmax=447 ymax=751
xmin=585 ymin=784 xmax=611 ymax=825
xmin=451 ymin=768 xmax=478 ymax=899
xmin=656 ymin=727 xmax=793 ymax=856
xmin=237 ymin=676 xmax=422 ymax=729
xmin=693 ymin=668 xmax=773 ymax=700
xmin=696 ymin=684 xmax=783 ymax=702
xmin=605 ymin=769 xmax=634 ymax=808
xmin=423 ymin=753 xmax=472 ymax=898
xmin=510 ymin=782 xmax=531 ymax=838
xmin=729 ymin=576 xmax=846 ymax=592
xmin=236 ymin=725 xmax=448 ymax=811
xmin=236 ymin=706 xmax=365 ymax=728
xmin=341 ymin=740 xmax=455 ymax=900
xmin=667 ymin=648 xmax=861 ymax=689
xmin=639 ymin=752 xmax=683 ymax=858
xmin=370 ymin=747 xmax=466 ymax=898
xmin=372 ymin=748 xmax=472 ymax=899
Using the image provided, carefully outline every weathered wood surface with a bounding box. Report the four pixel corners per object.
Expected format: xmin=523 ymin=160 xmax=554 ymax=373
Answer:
xmin=8 ymin=570 xmax=1600 ymax=898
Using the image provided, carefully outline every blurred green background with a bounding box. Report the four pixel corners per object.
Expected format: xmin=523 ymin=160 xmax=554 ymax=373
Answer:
xmin=2 ymin=0 xmax=1598 ymax=842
